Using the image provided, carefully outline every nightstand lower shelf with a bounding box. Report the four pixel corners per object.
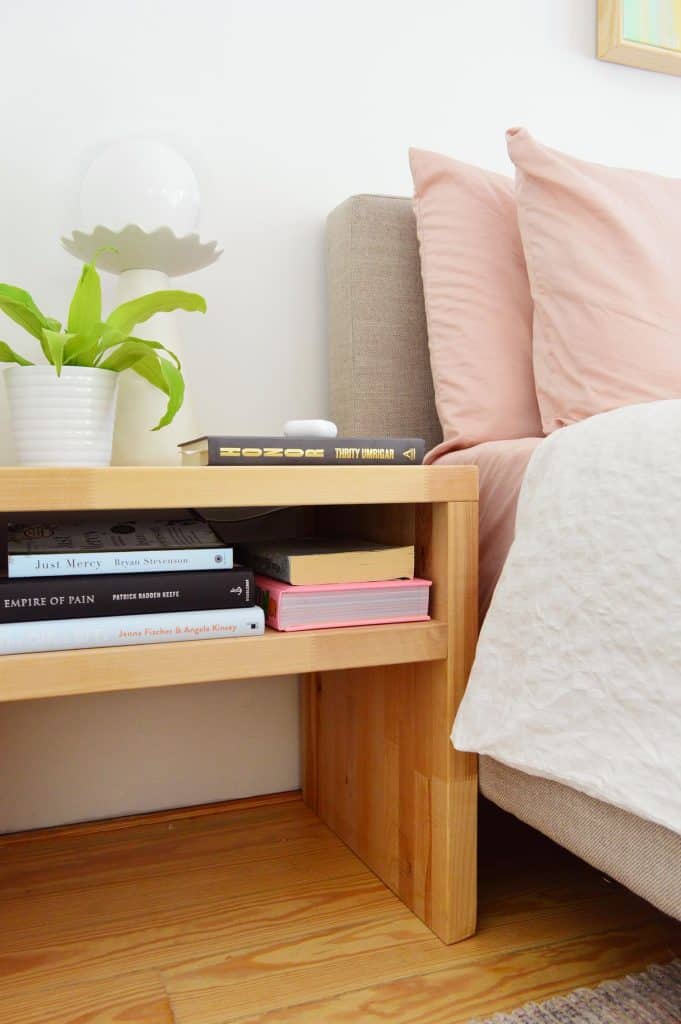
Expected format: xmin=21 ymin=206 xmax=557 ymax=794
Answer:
xmin=0 ymin=621 xmax=448 ymax=702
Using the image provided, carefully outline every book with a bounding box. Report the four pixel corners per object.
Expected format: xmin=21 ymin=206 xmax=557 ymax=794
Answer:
xmin=0 ymin=568 xmax=253 ymax=624
xmin=237 ymin=538 xmax=414 ymax=585
xmin=256 ymin=575 xmax=431 ymax=631
xmin=178 ymin=435 xmax=425 ymax=466
xmin=0 ymin=606 xmax=265 ymax=655
xmin=7 ymin=518 xmax=232 ymax=578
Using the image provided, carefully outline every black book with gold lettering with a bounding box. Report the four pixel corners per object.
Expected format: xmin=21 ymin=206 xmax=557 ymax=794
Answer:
xmin=178 ymin=436 xmax=425 ymax=466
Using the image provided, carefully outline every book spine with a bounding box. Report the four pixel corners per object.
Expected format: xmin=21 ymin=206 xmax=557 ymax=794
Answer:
xmin=0 ymin=606 xmax=265 ymax=655
xmin=0 ymin=569 xmax=254 ymax=624
xmin=202 ymin=438 xmax=425 ymax=466
xmin=244 ymin=551 xmax=292 ymax=584
xmin=255 ymin=580 xmax=283 ymax=629
xmin=7 ymin=547 xmax=233 ymax=579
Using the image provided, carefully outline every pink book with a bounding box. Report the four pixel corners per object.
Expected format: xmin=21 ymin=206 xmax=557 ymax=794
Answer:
xmin=255 ymin=574 xmax=432 ymax=632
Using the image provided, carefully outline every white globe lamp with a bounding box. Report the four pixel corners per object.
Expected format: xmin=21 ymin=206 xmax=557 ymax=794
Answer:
xmin=79 ymin=139 xmax=201 ymax=236
xmin=62 ymin=139 xmax=222 ymax=466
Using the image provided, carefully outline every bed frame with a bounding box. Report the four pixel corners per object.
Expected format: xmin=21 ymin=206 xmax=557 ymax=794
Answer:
xmin=326 ymin=193 xmax=681 ymax=922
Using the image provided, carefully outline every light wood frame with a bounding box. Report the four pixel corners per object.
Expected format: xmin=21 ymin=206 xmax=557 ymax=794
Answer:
xmin=0 ymin=465 xmax=479 ymax=945
xmin=303 ymin=498 xmax=479 ymax=943
xmin=598 ymin=0 xmax=681 ymax=76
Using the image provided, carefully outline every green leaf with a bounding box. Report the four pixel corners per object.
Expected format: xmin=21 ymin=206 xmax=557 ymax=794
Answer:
xmin=128 ymin=352 xmax=169 ymax=393
xmin=63 ymin=332 xmax=100 ymax=366
xmin=105 ymin=290 xmax=206 ymax=337
xmin=98 ymin=339 xmax=162 ymax=373
xmin=98 ymin=341 xmax=184 ymax=428
xmin=127 ymin=353 xmax=184 ymax=430
xmin=151 ymin=358 xmax=184 ymax=430
xmin=0 ymin=284 xmax=56 ymax=341
xmin=95 ymin=331 xmax=181 ymax=370
xmin=42 ymin=329 xmax=71 ymax=376
xmin=0 ymin=341 xmax=33 ymax=366
xmin=67 ymin=260 xmax=101 ymax=336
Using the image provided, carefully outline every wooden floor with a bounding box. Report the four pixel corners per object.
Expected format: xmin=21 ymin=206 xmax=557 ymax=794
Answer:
xmin=0 ymin=793 xmax=679 ymax=1024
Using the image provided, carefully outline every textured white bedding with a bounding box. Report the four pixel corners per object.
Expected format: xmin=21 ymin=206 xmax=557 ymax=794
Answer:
xmin=453 ymin=400 xmax=681 ymax=835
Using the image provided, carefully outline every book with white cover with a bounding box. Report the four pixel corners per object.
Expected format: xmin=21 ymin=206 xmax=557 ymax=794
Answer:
xmin=7 ymin=518 xmax=233 ymax=578
xmin=0 ymin=606 xmax=264 ymax=656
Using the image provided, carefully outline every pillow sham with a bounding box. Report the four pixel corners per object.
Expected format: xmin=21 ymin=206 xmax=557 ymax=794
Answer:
xmin=409 ymin=148 xmax=542 ymax=455
xmin=507 ymin=127 xmax=681 ymax=433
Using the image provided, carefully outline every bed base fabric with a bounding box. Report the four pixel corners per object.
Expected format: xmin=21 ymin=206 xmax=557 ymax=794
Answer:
xmin=326 ymin=192 xmax=679 ymax=921
xmin=481 ymin=757 xmax=681 ymax=920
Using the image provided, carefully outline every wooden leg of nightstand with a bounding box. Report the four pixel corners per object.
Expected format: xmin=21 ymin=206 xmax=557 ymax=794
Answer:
xmin=301 ymin=501 xmax=478 ymax=944
xmin=300 ymin=672 xmax=320 ymax=813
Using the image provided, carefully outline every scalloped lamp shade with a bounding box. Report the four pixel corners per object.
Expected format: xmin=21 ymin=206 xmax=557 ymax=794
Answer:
xmin=61 ymin=226 xmax=222 ymax=277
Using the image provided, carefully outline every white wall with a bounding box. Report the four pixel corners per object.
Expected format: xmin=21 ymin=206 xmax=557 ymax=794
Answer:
xmin=1 ymin=0 xmax=680 ymax=830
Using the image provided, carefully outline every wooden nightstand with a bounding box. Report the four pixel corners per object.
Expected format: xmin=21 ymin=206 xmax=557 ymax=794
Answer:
xmin=0 ymin=463 xmax=478 ymax=944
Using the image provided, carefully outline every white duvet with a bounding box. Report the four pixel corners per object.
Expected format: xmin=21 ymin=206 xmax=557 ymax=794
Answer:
xmin=453 ymin=400 xmax=681 ymax=835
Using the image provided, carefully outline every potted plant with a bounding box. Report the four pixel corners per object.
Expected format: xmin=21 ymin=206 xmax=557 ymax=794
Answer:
xmin=0 ymin=252 xmax=206 ymax=466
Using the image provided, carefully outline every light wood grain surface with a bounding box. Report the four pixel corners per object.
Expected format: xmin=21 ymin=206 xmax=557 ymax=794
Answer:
xmin=303 ymin=500 xmax=478 ymax=944
xmin=0 ymin=465 xmax=476 ymax=952
xmin=0 ymin=796 xmax=678 ymax=1024
xmin=0 ymin=464 xmax=477 ymax=512
xmin=0 ymin=620 xmax=448 ymax=702
xmin=0 ymin=972 xmax=175 ymax=1024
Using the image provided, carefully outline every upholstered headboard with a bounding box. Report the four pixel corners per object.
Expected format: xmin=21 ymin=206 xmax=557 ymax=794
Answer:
xmin=326 ymin=195 xmax=442 ymax=451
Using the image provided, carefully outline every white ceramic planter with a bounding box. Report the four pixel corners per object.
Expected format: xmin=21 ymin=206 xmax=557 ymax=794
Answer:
xmin=5 ymin=365 xmax=119 ymax=467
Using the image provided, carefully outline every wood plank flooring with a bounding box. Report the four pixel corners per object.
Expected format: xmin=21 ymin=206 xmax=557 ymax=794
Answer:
xmin=0 ymin=793 xmax=678 ymax=1023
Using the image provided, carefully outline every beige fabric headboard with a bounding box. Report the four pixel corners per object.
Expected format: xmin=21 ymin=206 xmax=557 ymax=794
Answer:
xmin=326 ymin=194 xmax=442 ymax=451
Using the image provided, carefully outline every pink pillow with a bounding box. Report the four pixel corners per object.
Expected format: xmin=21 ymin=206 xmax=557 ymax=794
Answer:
xmin=409 ymin=147 xmax=542 ymax=456
xmin=508 ymin=127 xmax=681 ymax=432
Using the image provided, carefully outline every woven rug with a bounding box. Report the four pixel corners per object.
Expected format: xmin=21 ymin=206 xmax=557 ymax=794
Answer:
xmin=471 ymin=960 xmax=681 ymax=1023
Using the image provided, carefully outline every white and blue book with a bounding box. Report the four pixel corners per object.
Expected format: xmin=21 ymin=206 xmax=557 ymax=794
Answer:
xmin=0 ymin=605 xmax=265 ymax=655
xmin=7 ymin=518 xmax=233 ymax=578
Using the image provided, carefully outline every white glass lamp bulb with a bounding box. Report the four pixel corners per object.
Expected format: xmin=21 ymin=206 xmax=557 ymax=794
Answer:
xmin=79 ymin=139 xmax=201 ymax=236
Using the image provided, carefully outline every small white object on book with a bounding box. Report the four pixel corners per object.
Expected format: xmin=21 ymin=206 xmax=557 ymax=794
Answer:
xmin=283 ymin=419 xmax=338 ymax=438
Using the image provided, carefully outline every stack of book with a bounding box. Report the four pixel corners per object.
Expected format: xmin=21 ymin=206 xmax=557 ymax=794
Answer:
xmin=0 ymin=518 xmax=264 ymax=656
xmin=239 ymin=539 xmax=431 ymax=632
